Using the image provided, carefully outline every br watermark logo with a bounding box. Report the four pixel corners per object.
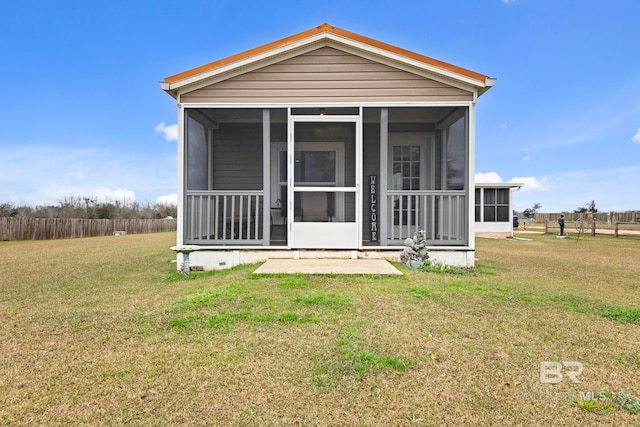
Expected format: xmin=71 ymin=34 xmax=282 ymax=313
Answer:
xmin=540 ymin=361 xmax=583 ymax=384
xmin=516 ymin=362 xmax=612 ymax=402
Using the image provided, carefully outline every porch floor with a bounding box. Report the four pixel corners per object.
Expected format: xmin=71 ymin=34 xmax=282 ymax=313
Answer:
xmin=252 ymin=259 xmax=403 ymax=275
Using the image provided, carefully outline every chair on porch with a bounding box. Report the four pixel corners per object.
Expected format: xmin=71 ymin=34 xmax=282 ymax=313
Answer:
xmin=271 ymin=188 xmax=304 ymax=239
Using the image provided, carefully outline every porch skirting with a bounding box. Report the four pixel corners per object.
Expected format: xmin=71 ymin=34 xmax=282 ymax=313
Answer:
xmin=176 ymin=247 xmax=475 ymax=271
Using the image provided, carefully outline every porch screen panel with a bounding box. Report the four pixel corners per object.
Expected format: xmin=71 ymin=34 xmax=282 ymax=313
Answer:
xmin=186 ymin=117 xmax=208 ymax=190
xmin=446 ymin=116 xmax=466 ymax=190
xmin=184 ymin=108 xmax=267 ymax=245
xmin=381 ymin=107 xmax=467 ymax=246
xmin=294 ymin=191 xmax=355 ymax=223
xmin=292 ymin=122 xmax=356 ymax=223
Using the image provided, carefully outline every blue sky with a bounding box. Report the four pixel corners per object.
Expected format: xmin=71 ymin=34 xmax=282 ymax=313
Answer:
xmin=1 ymin=0 xmax=639 ymax=213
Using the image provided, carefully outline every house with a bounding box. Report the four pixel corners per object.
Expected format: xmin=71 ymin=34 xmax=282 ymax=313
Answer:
xmin=161 ymin=23 xmax=495 ymax=269
xmin=474 ymin=183 xmax=523 ymax=238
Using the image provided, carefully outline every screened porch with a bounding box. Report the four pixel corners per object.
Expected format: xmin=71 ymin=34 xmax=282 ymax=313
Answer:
xmin=182 ymin=106 xmax=470 ymax=247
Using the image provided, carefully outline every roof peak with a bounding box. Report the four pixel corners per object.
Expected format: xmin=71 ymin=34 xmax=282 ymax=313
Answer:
xmin=163 ymin=23 xmax=493 ymax=93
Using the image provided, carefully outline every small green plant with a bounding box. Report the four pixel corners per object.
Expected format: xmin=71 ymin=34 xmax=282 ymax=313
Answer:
xmin=573 ymin=391 xmax=640 ymax=415
xmin=615 ymin=391 xmax=640 ymax=414
xmin=408 ymin=414 xmax=425 ymax=424
xmin=573 ymin=396 xmax=614 ymax=414
xmin=419 ymin=260 xmax=477 ymax=275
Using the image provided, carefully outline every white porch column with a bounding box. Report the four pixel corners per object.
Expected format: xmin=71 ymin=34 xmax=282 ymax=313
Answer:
xmin=176 ymin=102 xmax=185 ymax=246
xmin=262 ymin=109 xmax=271 ymax=245
xmin=467 ymin=102 xmax=476 ymax=250
xmin=379 ymin=108 xmax=388 ymax=245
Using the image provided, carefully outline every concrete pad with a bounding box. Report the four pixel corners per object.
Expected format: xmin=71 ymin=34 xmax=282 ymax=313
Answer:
xmin=253 ymin=259 xmax=403 ymax=275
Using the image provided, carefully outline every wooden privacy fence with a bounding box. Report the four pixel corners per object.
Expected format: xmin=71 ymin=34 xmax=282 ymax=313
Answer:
xmin=541 ymin=220 xmax=640 ymax=238
xmin=535 ymin=212 xmax=640 ymax=223
xmin=0 ymin=218 xmax=177 ymax=241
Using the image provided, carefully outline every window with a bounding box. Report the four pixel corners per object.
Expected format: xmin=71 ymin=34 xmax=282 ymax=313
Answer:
xmin=388 ymin=134 xmax=432 ymax=229
xmin=278 ymin=149 xmax=338 ymax=191
xmin=294 ymin=151 xmax=337 ymax=184
xmin=481 ymin=188 xmax=509 ymax=222
xmin=391 ymin=145 xmax=421 ymax=190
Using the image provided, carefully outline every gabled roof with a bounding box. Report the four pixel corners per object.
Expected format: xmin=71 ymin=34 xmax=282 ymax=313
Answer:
xmin=161 ymin=23 xmax=495 ymax=98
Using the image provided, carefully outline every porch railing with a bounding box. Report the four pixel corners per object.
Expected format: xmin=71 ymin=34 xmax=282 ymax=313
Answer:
xmin=386 ymin=191 xmax=467 ymax=245
xmin=186 ymin=191 xmax=264 ymax=245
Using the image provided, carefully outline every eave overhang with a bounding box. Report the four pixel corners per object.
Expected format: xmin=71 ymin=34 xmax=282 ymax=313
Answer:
xmin=475 ymin=183 xmax=524 ymax=190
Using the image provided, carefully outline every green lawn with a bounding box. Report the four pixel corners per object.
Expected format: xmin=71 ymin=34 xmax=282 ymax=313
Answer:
xmin=1 ymin=232 xmax=639 ymax=425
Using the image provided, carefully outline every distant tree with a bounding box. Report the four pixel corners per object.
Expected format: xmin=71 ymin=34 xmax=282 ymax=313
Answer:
xmin=522 ymin=202 xmax=542 ymax=219
xmin=574 ymin=200 xmax=598 ymax=214
xmin=14 ymin=205 xmax=35 ymax=217
xmin=96 ymin=203 xmax=117 ymax=219
xmin=33 ymin=204 xmax=62 ymax=218
xmin=155 ymin=202 xmax=177 ymax=219
xmin=1 ymin=195 xmax=177 ymax=220
xmin=0 ymin=203 xmax=18 ymax=217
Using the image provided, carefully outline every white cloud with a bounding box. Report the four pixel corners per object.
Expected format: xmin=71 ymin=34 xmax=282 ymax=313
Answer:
xmin=510 ymin=176 xmax=549 ymax=193
xmin=522 ymin=156 xmax=530 ymax=162
xmin=475 ymin=172 xmax=503 ymax=183
xmin=632 ymin=128 xmax=640 ymax=144
xmin=499 ymin=122 xmax=508 ymax=129
xmin=156 ymin=193 xmax=178 ymax=205
xmin=155 ymin=122 xmax=178 ymax=141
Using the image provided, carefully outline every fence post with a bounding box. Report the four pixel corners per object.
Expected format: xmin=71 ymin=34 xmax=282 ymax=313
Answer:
xmin=544 ymin=219 xmax=548 ymax=234
xmin=591 ymin=221 xmax=596 ymax=236
xmin=614 ymin=222 xmax=618 ymax=238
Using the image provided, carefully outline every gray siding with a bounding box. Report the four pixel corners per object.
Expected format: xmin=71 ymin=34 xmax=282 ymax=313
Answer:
xmin=434 ymin=130 xmax=443 ymax=190
xmin=212 ymin=124 xmax=263 ymax=190
xmin=181 ymin=47 xmax=473 ymax=103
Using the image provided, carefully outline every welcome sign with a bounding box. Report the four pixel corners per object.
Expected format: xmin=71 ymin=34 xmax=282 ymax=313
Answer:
xmin=369 ymin=175 xmax=378 ymax=242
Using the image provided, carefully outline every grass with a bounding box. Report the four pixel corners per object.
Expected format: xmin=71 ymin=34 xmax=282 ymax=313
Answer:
xmin=1 ymin=231 xmax=639 ymax=425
